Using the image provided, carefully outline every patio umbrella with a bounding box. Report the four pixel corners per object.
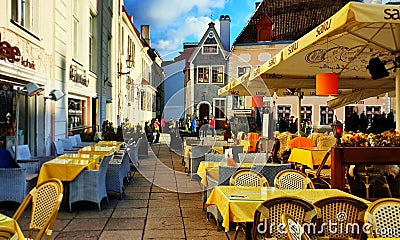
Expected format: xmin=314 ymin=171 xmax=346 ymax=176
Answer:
xmin=245 ymin=2 xmax=400 ymax=130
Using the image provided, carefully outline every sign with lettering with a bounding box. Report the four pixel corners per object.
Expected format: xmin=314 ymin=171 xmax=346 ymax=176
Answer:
xmin=69 ymin=65 xmax=89 ymax=87
xmin=0 ymin=33 xmax=35 ymax=69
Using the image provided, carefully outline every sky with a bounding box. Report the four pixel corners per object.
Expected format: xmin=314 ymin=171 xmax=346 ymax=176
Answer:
xmin=124 ymin=0 xmax=260 ymax=60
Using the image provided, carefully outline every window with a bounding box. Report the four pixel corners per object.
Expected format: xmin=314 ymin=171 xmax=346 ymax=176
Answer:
xmin=140 ymin=91 xmax=145 ymax=111
xmin=277 ymin=105 xmax=291 ymax=119
xmin=211 ymin=66 xmax=224 ymax=83
xmin=300 ymin=106 xmax=313 ymax=123
xmin=214 ymin=99 xmax=226 ymax=119
xmin=72 ymin=0 xmax=80 ymax=60
xmin=11 ymin=0 xmax=39 ymax=34
xmin=89 ymin=13 xmax=97 ymax=72
xmin=203 ymin=45 xmax=218 ymax=54
xmin=127 ymin=37 xmax=135 ymax=67
xmin=238 ymin=66 xmax=251 ymax=78
xmin=233 ymin=96 xmax=244 ymax=109
xmin=320 ymin=106 xmax=334 ymax=125
xmin=366 ymin=106 xmax=381 ymax=119
xmin=197 ymin=67 xmax=209 ymax=83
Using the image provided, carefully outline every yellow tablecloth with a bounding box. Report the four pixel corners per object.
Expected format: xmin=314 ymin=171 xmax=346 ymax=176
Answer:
xmin=0 ymin=213 xmax=25 ymax=240
xmin=288 ymin=148 xmax=330 ymax=169
xmin=206 ymin=186 xmax=370 ymax=232
xmin=78 ymin=146 xmax=117 ymax=158
xmin=96 ymin=141 xmax=124 ymax=151
xmin=56 ymin=154 xmax=101 ymax=163
xmin=197 ymin=161 xmax=255 ymax=186
xmin=37 ymin=158 xmax=97 ymax=185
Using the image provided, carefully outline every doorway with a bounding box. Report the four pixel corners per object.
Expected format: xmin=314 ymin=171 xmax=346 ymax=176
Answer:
xmin=199 ymin=103 xmax=209 ymax=121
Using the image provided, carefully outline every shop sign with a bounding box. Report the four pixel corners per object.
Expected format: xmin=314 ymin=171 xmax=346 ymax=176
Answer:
xmin=69 ymin=65 xmax=89 ymax=87
xmin=0 ymin=33 xmax=35 ymax=69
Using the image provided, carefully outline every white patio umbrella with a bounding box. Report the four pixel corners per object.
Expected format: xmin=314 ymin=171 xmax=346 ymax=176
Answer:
xmin=243 ymin=2 xmax=400 ymax=130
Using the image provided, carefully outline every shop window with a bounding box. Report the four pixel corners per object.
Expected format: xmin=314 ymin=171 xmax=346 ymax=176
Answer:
xmin=214 ymin=99 xmax=226 ymax=119
xmin=0 ymin=82 xmax=14 ymax=142
xmin=68 ymin=99 xmax=84 ymax=129
xmin=320 ymin=106 xmax=334 ymax=125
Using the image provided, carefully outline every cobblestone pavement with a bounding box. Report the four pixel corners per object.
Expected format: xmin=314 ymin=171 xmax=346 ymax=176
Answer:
xmin=1 ymin=134 xmax=242 ymax=239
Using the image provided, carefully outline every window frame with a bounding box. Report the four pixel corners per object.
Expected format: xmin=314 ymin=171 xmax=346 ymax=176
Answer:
xmin=213 ymin=98 xmax=226 ymax=120
xmin=211 ymin=66 xmax=224 ymax=84
xmin=319 ymin=105 xmax=334 ymax=125
xmin=237 ymin=66 xmax=251 ymax=78
xmin=197 ymin=66 xmax=210 ymax=84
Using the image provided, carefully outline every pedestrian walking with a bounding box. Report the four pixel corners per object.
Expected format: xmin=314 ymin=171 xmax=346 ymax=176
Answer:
xmin=153 ymin=118 xmax=160 ymax=143
xmin=209 ymin=114 xmax=215 ymax=137
xmin=200 ymin=116 xmax=209 ymax=138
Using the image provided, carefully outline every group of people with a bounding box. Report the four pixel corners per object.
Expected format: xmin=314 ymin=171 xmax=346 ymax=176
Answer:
xmin=186 ymin=114 xmax=216 ymax=138
xmin=144 ymin=117 xmax=183 ymax=144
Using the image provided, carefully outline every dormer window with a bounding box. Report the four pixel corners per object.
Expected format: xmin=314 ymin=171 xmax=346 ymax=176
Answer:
xmin=203 ymin=33 xmax=218 ymax=54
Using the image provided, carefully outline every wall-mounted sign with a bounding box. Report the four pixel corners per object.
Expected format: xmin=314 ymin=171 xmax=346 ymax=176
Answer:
xmin=69 ymin=65 xmax=89 ymax=87
xmin=0 ymin=33 xmax=35 ymax=69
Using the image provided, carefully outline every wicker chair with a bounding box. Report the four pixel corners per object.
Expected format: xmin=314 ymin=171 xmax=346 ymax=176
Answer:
xmin=229 ymin=169 xmax=269 ymax=187
xmin=238 ymin=152 xmax=267 ymax=164
xmin=230 ymin=169 xmax=269 ymax=240
xmin=12 ymin=145 xmax=52 ymax=169
xmin=364 ymin=198 xmax=400 ymax=238
xmin=251 ymin=163 xmax=293 ymax=187
xmin=274 ymin=169 xmax=315 ymax=189
xmin=189 ymin=145 xmax=212 ymax=179
xmin=281 ymin=213 xmax=312 ymax=240
xmin=205 ymin=153 xmax=225 ymax=162
xmin=106 ymin=151 xmax=130 ymax=198
xmin=12 ymin=178 xmax=63 ymax=240
xmin=305 ymin=150 xmax=331 ymax=188
xmin=316 ymin=135 xmax=336 ymax=150
xmin=313 ymin=196 xmax=369 ymax=239
xmin=69 ymin=154 xmax=112 ymax=211
xmin=252 ymin=196 xmax=317 ymax=240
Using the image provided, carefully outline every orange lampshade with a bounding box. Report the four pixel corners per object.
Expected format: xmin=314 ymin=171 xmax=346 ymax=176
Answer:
xmin=316 ymin=73 xmax=338 ymax=96
xmin=251 ymin=96 xmax=263 ymax=107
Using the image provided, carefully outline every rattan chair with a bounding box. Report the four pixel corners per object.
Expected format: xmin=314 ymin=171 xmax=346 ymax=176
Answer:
xmin=106 ymin=151 xmax=130 ymax=198
xmin=305 ymin=150 xmax=331 ymax=188
xmin=274 ymin=169 xmax=315 ymax=189
xmin=251 ymin=163 xmax=293 ymax=187
xmin=282 ymin=213 xmax=312 ymax=240
xmin=205 ymin=153 xmax=225 ymax=162
xmin=12 ymin=178 xmax=63 ymax=240
xmin=364 ymin=198 xmax=400 ymax=238
xmin=69 ymin=154 xmax=112 ymax=211
xmin=238 ymin=152 xmax=267 ymax=164
xmin=230 ymin=169 xmax=269 ymax=240
xmin=252 ymin=196 xmax=317 ymax=240
xmin=313 ymin=196 xmax=369 ymax=239
xmin=229 ymin=169 xmax=269 ymax=187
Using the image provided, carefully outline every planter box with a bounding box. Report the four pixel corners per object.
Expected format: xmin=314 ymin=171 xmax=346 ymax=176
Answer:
xmin=331 ymin=147 xmax=400 ymax=190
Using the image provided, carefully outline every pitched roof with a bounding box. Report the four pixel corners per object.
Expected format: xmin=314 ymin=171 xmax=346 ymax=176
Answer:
xmin=188 ymin=22 xmax=228 ymax=63
xmin=233 ymin=0 xmax=353 ymax=44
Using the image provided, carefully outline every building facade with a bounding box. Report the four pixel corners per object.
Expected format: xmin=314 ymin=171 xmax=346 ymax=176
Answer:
xmin=185 ymin=18 xmax=230 ymax=128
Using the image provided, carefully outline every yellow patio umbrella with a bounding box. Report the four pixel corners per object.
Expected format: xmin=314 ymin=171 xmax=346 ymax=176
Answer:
xmin=245 ymin=2 xmax=400 ymax=130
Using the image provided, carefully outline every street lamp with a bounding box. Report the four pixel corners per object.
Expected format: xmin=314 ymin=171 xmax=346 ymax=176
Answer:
xmin=118 ymin=56 xmax=134 ymax=76
xmin=331 ymin=116 xmax=343 ymax=146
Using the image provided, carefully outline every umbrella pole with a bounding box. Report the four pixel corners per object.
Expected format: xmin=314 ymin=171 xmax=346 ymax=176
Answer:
xmin=396 ymin=69 xmax=400 ymax=132
xmin=297 ymin=90 xmax=302 ymax=136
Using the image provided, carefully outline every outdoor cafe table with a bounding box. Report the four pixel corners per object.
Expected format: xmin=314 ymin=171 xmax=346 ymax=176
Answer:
xmin=197 ymin=161 xmax=255 ymax=187
xmin=56 ymin=153 xmax=101 ymax=163
xmin=0 ymin=213 xmax=25 ymax=239
xmin=37 ymin=158 xmax=97 ymax=185
xmin=96 ymin=141 xmax=124 ymax=151
xmin=288 ymin=148 xmax=330 ymax=169
xmin=77 ymin=145 xmax=117 ymax=158
xmin=205 ymin=186 xmax=370 ymax=239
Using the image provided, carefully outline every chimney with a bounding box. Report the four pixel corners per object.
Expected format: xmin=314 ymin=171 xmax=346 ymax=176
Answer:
xmin=141 ymin=25 xmax=150 ymax=46
xmin=219 ymin=15 xmax=231 ymax=52
xmin=255 ymin=2 xmax=261 ymax=9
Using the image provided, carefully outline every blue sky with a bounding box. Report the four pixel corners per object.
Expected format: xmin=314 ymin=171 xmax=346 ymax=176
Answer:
xmin=124 ymin=0 xmax=260 ymax=60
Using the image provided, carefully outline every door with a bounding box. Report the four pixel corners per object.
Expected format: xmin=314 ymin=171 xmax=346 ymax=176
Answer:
xmin=199 ymin=104 xmax=209 ymax=121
